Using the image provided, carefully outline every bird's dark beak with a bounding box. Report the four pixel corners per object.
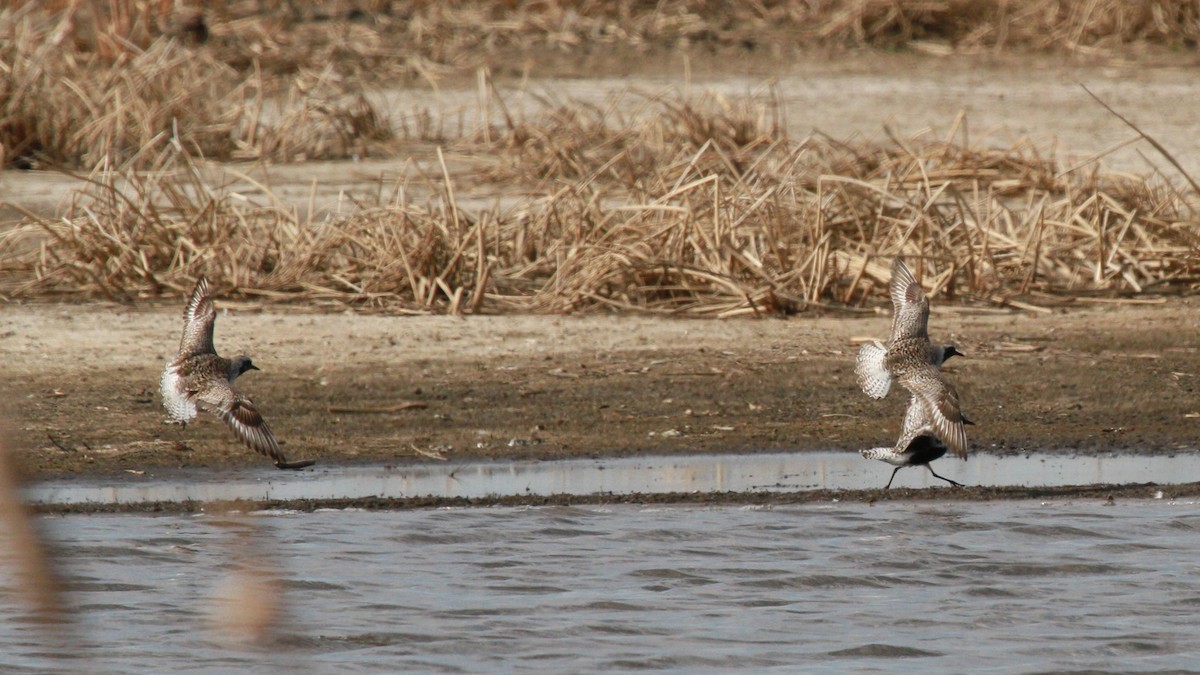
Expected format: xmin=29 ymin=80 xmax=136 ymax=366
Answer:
xmin=248 ymin=364 xmax=260 ymax=371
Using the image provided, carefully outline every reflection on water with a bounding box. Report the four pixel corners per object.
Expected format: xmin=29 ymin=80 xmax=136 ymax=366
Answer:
xmin=3 ymin=500 xmax=1200 ymax=672
xmin=25 ymin=451 xmax=1200 ymax=507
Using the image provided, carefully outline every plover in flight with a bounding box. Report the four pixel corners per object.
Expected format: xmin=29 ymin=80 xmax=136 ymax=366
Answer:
xmin=855 ymin=258 xmax=970 ymax=459
xmin=160 ymin=277 xmax=314 ymax=470
xmin=861 ymin=396 xmax=972 ymax=489
xmin=856 ymin=258 xmax=963 ymax=397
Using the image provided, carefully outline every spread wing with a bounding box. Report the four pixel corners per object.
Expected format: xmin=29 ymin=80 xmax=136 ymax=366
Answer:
xmin=897 ymin=366 xmax=968 ymax=459
xmin=889 ymin=259 xmax=929 ymax=342
xmin=193 ymin=381 xmax=285 ymax=464
xmin=178 ymin=277 xmax=216 ymax=358
xmin=220 ymin=398 xmax=285 ymax=464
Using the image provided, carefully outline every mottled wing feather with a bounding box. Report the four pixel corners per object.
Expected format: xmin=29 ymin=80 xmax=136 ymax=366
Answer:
xmin=889 ymin=259 xmax=929 ymax=342
xmin=898 ymin=366 xmax=969 ymax=460
xmin=854 ymin=340 xmax=892 ymax=399
xmin=220 ymin=399 xmax=285 ymax=464
xmin=192 ymin=380 xmax=285 ymax=464
xmin=888 ymin=258 xmax=917 ymax=314
xmin=898 ymin=395 xmax=928 ymax=443
xmin=178 ymin=277 xmax=216 ymax=358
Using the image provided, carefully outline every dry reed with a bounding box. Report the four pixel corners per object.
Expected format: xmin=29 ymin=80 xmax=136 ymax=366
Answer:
xmin=212 ymin=0 xmax=1200 ymax=70
xmin=45 ymin=1 xmax=1200 ymax=67
xmin=2 ymin=88 xmax=1197 ymax=315
xmin=467 ymin=87 xmax=788 ymax=188
xmin=0 ymin=7 xmax=394 ymax=169
xmin=5 ymin=1 xmax=1196 ymax=170
xmin=205 ymin=516 xmax=289 ymax=647
xmin=0 ymin=421 xmax=72 ymax=637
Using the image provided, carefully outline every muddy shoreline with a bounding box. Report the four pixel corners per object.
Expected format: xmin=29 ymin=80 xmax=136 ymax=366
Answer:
xmin=4 ymin=300 xmax=1198 ymax=493
xmin=24 ymin=481 xmax=1199 ymax=515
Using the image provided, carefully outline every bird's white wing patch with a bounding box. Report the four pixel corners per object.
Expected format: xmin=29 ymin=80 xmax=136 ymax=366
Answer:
xmin=855 ymin=340 xmax=893 ymax=399
xmin=159 ymin=366 xmax=196 ymax=423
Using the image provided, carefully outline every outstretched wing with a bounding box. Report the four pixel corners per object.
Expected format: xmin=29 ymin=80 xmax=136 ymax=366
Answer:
xmin=889 ymin=259 xmax=929 ymax=342
xmin=178 ymin=277 xmax=217 ymax=358
xmin=220 ymin=398 xmax=285 ymax=464
xmin=898 ymin=366 xmax=968 ymax=460
xmin=194 ymin=381 xmax=285 ymax=464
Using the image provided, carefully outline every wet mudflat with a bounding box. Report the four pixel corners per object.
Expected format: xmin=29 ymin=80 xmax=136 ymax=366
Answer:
xmin=5 ymin=500 xmax=1200 ymax=673
xmin=7 ymin=303 xmax=1200 ymax=479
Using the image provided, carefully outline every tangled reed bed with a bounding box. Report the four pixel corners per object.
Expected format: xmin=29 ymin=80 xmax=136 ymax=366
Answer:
xmin=0 ymin=7 xmax=395 ymax=170
xmin=2 ymin=88 xmax=1197 ymax=315
xmin=5 ymin=0 xmax=1200 ymax=170
xmin=16 ymin=1 xmax=1200 ymax=71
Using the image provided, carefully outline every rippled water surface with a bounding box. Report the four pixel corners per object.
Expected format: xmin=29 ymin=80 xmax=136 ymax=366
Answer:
xmin=5 ymin=500 xmax=1200 ymax=673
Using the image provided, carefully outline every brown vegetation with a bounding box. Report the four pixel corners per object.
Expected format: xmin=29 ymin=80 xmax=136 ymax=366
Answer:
xmin=2 ymin=85 xmax=1197 ymax=314
xmin=16 ymin=1 xmax=1200 ymax=67
xmin=0 ymin=3 xmax=396 ymax=169
xmin=1 ymin=2 xmax=1198 ymax=313
xmin=0 ymin=424 xmax=70 ymax=632
xmin=4 ymin=1 xmax=1200 ymax=169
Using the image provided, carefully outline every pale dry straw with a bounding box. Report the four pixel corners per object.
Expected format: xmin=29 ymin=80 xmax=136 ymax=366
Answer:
xmin=2 ymin=88 xmax=1197 ymax=315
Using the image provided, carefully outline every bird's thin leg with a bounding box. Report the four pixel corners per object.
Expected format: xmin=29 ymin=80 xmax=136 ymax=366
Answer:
xmin=169 ymin=420 xmax=194 ymax=453
xmin=927 ymin=465 xmax=964 ymax=488
xmin=884 ymin=466 xmax=902 ymax=489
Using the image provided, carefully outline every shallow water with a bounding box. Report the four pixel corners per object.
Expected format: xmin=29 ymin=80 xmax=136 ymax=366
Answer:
xmin=26 ymin=451 xmax=1200 ymax=506
xmin=4 ymin=500 xmax=1200 ymax=673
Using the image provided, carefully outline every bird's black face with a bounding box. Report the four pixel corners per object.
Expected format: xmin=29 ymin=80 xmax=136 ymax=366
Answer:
xmin=943 ymin=345 xmax=964 ymax=361
xmin=239 ymin=359 xmax=260 ymax=375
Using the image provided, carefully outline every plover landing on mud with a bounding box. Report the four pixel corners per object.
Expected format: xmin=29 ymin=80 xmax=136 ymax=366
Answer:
xmin=855 ymin=258 xmax=971 ymax=460
xmin=160 ymin=277 xmax=314 ymax=470
xmin=862 ymin=396 xmax=973 ymax=489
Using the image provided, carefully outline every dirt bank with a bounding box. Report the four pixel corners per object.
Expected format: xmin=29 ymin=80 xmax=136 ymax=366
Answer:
xmin=4 ymin=299 xmax=1197 ymax=479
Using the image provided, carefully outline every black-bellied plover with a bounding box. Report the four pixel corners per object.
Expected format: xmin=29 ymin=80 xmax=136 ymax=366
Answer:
xmin=861 ymin=395 xmax=973 ymax=489
xmin=855 ymin=258 xmax=963 ymax=398
xmin=160 ymin=277 xmax=314 ymax=470
xmin=855 ymin=258 xmax=971 ymax=459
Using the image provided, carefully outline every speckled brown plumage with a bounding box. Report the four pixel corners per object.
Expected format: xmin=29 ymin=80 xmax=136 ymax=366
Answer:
xmin=861 ymin=395 xmax=967 ymax=488
xmin=855 ymin=258 xmax=971 ymax=460
xmin=160 ymin=277 xmax=292 ymax=467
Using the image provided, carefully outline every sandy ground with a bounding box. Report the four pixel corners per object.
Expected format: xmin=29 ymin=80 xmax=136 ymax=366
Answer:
xmin=4 ymin=298 xmax=1198 ymax=480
